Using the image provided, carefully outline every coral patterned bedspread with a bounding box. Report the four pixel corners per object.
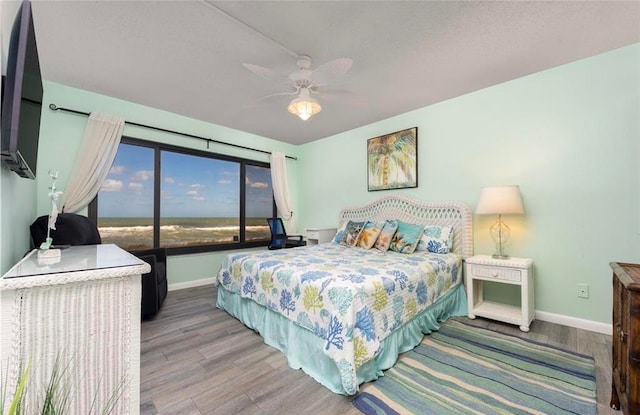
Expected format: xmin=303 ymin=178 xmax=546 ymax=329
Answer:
xmin=217 ymin=243 xmax=462 ymax=394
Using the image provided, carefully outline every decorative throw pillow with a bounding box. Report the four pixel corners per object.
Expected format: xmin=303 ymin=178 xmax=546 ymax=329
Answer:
xmin=332 ymin=220 xmax=349 ymax=243
xmin=374 ymin=220 xmax=399 ymax=252
xmin=356 ymin=221 xmax=384 ymax=250
xmin=340 ymin=221 xmax=366 ymax=247
xmin=416 ymin=226 xmax=455 ymax=254
xmin=389 ymin=221 xmax=424 ymax=254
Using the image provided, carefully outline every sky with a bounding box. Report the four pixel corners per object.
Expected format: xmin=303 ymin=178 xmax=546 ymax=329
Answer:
xmin=98 ymin=143 xmax=273 ymax=218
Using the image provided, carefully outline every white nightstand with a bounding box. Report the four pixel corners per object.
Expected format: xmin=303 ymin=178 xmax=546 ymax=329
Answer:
xmin=465 ymin=255 xmax=535 ymax=332
xmin=306 ymin=228 xmax=337 ymax=245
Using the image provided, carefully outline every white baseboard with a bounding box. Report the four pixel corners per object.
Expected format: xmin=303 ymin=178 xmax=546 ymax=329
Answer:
xmin=168 ymin=277 xmax=216 ymax=292
xmin=535 ymin=310 xmax=611 ymax=335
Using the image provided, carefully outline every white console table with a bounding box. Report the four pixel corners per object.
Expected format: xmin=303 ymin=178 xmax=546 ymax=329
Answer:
xmin=0 ymin=244 xmax=150 ymax=414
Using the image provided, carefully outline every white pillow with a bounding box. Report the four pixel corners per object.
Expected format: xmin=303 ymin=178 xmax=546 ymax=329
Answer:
xmin=332 ymin=220 xmax=349 ymax=243
xmin=416 ymin=226 xmax=454 ymax=254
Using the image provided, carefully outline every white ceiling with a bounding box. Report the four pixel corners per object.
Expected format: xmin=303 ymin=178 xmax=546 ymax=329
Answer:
xmin=28 ymin=0 xmax=640 ymax=145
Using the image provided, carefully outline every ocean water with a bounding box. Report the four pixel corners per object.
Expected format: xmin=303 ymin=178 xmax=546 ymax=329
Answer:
xmin=98 ymin=217 xmax=270 ymax=251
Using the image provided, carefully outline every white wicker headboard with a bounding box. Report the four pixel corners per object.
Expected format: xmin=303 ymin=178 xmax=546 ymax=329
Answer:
xmin=338 ymin=195 xmax=473 ymax=258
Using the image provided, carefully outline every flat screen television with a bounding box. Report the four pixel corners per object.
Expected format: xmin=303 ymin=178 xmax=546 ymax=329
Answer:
xmin=1 ymin=0 xmax=43 ymax=180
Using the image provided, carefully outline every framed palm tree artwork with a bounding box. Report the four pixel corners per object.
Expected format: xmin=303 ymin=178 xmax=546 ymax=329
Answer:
xmin=367 ymin=127 xmax=417 ymax=191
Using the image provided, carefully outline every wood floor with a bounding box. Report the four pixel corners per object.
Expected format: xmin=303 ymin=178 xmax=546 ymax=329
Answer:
xmin=140 ymin=285 xmax=617 ymax=414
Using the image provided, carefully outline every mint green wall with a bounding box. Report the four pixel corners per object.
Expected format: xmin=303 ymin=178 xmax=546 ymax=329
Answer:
xmin=0 ymin=170 xmax=36 ymax=274
xmin=299 ymin=44 xmax=640 ymax=324
xmin=32 ymin=81 xmax=301 ymax=284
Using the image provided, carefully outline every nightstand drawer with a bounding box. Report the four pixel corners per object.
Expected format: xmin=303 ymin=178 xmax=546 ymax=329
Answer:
xmin=468 ymin=264 xmax=521 ymax=282
xmin=307 ymin=231 xmax=320 ymax=240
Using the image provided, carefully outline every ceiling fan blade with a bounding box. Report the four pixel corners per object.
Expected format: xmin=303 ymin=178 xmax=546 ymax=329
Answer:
xmin=244 ymin=90 xmax=298 ymax=108
xmin=310 ymin=58 xmax=353 ymax=85
xmin=316 ymin=87 xmax=365 ymax=105
xmin=243 ymin=63 xmax=283 ymax=82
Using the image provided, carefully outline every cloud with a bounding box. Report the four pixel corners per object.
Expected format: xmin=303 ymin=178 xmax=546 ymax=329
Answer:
xmin=161 ymin=190 xmax=173 ymax=199
xmin=128 ymin=182 xmax=144 ymax=192
xmin=133 ymin=170 xmax=153 ymax=181
xmin=250 ymin=181 xmax=269 ymax=189
xmin=164 ymin=176 xmax=175 ymax=184
xmin=218 ymin=179 xmax=232 ymax=185
xmin=110 ymin=165 xmax=126 ymax=175
xmin=186 ymin=190 xmax=199 ymax=196
xmin=190 ymin=183 xmax=204 ymax=190
xmin=246 ymin=177 xmax=269 ymax=189
xmin=100 ymin=179 xmax=123 ymax=192
xmin=192 ymin=196 xmax=205 ymax=201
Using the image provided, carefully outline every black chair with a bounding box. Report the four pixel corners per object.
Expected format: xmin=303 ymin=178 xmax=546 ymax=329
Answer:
xmin=267 ymin=217 xmax=305 ymax=249
xmin=30 ymin=213 xmax=167 ymax=320
xmin=131 ymin=247 xmax=168 ymax=320
xmin=30 ymin=213 xmax=101 ymax=247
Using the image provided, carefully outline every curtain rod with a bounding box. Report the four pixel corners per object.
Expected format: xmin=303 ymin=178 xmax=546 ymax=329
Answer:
xmin=48 ymin=103 xmax=297 ymax=160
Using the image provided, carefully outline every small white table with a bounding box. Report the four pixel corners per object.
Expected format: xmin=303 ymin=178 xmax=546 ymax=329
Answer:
xmin=306 ymin=227 xmax=336 ymax=245
xmin=465 ymin=255 xmax=535 ymax=332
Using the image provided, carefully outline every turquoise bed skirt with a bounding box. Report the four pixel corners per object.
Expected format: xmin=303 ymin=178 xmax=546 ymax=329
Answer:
xmin=216 ymin=283 xmax=468 ymax=395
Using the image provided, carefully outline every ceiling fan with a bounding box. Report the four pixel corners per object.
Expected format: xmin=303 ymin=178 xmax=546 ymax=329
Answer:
xmin=243 ymin=55 xmax=353 ymax=120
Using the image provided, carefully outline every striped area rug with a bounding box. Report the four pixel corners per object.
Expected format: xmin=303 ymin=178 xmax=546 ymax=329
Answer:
xmin=353 ymin=319 xmax=597 ymax=415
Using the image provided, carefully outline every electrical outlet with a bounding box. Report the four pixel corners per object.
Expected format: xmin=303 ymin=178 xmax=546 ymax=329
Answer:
xmin=577 ymin=283 xmax=589 ymax=299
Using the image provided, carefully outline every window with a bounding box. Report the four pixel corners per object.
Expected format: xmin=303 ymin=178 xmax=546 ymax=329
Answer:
xmin=94 ymin=143 xmax=154 ymax=251
xmin=90 ymin=137 xmax=276 ymax=254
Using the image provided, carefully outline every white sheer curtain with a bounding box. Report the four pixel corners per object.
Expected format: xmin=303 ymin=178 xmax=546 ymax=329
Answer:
xmin=62 ymin=113 xmax=124 ymax=213
xmin=270 ymin=151 xmax=296 ymax=233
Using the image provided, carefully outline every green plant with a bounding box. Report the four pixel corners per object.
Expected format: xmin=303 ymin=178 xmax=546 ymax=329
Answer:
xmin=1 ymin=356 xmax=126 ymax=415
xmin=39 ymin=356 xmax=72 ymax=415
xmin=1 ymin=360 xmax=30 ymax=415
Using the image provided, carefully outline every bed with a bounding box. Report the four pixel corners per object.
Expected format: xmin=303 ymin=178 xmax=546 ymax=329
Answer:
xmin=216 ymin=195 xmax=473 ymax=395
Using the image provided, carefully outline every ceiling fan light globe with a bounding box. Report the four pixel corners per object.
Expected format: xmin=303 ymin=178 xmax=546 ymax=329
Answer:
xmin=297 ymin=112 xmax=312 ymax=121
xmin=287 ymin=96 xmax=321 ymax=121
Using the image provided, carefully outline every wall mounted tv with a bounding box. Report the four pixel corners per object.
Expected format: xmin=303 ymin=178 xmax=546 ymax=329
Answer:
xmin=1 ymin=0 xmax=43 ymax=180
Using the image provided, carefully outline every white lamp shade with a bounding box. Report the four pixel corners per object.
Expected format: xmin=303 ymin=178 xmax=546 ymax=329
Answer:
xmin=475 ymin=186 xmax=524 ymax=215
xmin=288 ymin=88 xmax=321 ymax=121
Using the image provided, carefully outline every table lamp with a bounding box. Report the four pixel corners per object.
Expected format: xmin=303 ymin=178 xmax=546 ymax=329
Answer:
xmin=475 ymin=185 xmax=524 ymax=259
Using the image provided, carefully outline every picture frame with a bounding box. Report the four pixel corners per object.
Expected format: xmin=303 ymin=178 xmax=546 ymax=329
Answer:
xmin=367 ymin=127 xmax=418 ymax=191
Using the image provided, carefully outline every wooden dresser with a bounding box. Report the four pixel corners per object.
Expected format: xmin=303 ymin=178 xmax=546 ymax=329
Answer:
xmin=610 ymin=262 xmax=640 ymax=414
